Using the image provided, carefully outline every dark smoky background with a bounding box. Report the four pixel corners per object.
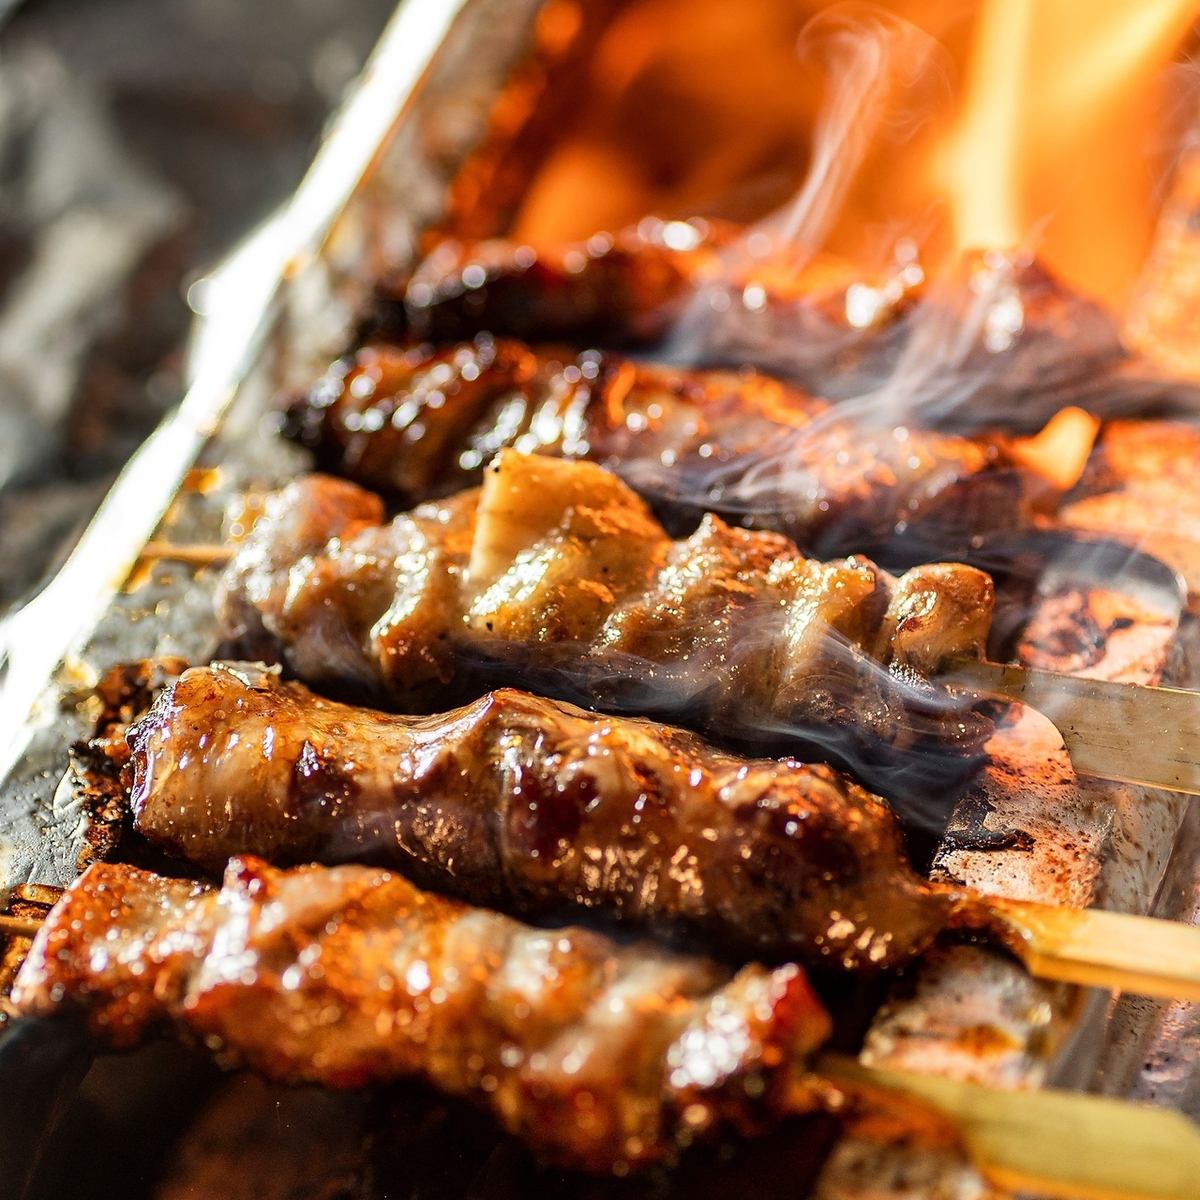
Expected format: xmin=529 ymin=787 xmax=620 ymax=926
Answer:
xmin=0 ymin=0 xmax=397 ymax=612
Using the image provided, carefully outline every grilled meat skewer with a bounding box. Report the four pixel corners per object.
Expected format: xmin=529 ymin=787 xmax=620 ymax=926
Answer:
xmin=285 ymin=336 xmax=1040 ymax=555
xmin=378 ymin=217 xmax=928 ymax=362
xmin=13 ymin=859 xmax=1200 ymax=1191
xmin=11 ymin=856 xmax=832 ymax=1173
xmin=377 ymin=220 xmax=1121 ymax=400
xmin=218 ymin=452 xmax=994 ymax=764
xmin=125 ymin=663 xmax=956 ymax=971
xmin=386 ymin=217 xmax=736 ymax=347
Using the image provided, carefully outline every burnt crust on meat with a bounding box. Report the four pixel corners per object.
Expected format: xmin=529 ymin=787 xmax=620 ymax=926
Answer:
xmin=283 ymin=337 xmax=1032 ymax=556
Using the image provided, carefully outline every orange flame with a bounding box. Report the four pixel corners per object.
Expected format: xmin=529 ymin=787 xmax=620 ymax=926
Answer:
xmin=934 ymin=0 xmax=1196 ymax=306
xmin=503 ymin=0 xmax=1197 ymax=313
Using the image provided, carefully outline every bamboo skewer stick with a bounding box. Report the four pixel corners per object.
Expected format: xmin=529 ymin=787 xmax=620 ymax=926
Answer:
xmin=0 ymin=915 xmax=42 ymax=939
xmin=139 ymin=541 xmax=230 ymax=568
xmin=818 ymin=1055 xmax=1200 ymax=1200
xmin=985 ymin=897 xmax=1200 ymax=1001
xmin=949 ymin=659 xmax=1200 ymax=796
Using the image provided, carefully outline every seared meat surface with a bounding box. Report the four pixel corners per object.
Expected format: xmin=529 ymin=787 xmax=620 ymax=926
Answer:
xmin=377 ymin=225 xmax=1119 ymax=406
xmin=126 ymin=664 xmax=955 ymax=971
xmin=11 ymin=857 xmax=831 ymax=1172
xmin=218 ymin=452 xmax=993 ymax=759
xmin=383 ymin=217 xmax=732 ymax=346
xmin=285 ymin=337 xmax=1032 ymax=554
xmin=377 ymin=218 xmax=930 ymax=369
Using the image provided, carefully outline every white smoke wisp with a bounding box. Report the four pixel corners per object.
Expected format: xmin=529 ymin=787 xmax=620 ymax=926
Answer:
xmin=658 ymin=4 xmax=1200 ymax=441
xmin=664 ymin=4 xmax=949 ymax=383
xmin=759 ymin=7 xmax=940 ymax=267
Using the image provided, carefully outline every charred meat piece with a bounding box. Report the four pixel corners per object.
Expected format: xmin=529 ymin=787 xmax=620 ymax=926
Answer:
xmin=284 ymin=337 xmax=1035 ymax=555
xmin=217 ymin=452 xmax=994 ymax=760
xmin=383 ymin=217 xmax=732 ymax=346
xmin=378 ymin=224 xmax=1120 ymax=403
xmin=11 ymin=857 xmax=832 ymax=1173
xmin=377 ymin=218 xmax=924 ymax=369
xmin=126 ymin=664 xmax=955 ymax=971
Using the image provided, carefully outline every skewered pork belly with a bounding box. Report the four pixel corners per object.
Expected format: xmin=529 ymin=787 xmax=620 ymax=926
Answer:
xmin=125 ymin=663 xmax=956 ymax=971
xmin=218 ymin=452 xmax=994 ymax=760
xmin=285 ymin=337 xmax=1035 ymax=555
xmin=10 ymin=856 xmax=832 ymax=1173
xmin=376 ymin=222 xmax=1121 ymax=401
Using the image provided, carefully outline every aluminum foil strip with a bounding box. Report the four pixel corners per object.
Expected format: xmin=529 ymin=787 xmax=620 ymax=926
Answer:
xmin=0 ymin=0 xmax=544 ymax=890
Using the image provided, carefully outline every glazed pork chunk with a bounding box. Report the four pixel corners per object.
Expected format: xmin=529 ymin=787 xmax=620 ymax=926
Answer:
xmin=218 ymin=452 xmax=994 ymax=760
xmin=125 ymin=663 xmax=957 ymax=971
xmin=10 ymin=856 xmax=832 ymax=1173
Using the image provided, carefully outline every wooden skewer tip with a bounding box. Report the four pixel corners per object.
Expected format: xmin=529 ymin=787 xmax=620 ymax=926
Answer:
xmin=139 ymin=541 xmax=231 ymax=568
xmin=984 ymin=897 xmax=1200 ymax=1003
xmin=0 ymin=914 xmax=44 ymax=939
xmin=820 ymin=1055 xmax=1200 ymax=1200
